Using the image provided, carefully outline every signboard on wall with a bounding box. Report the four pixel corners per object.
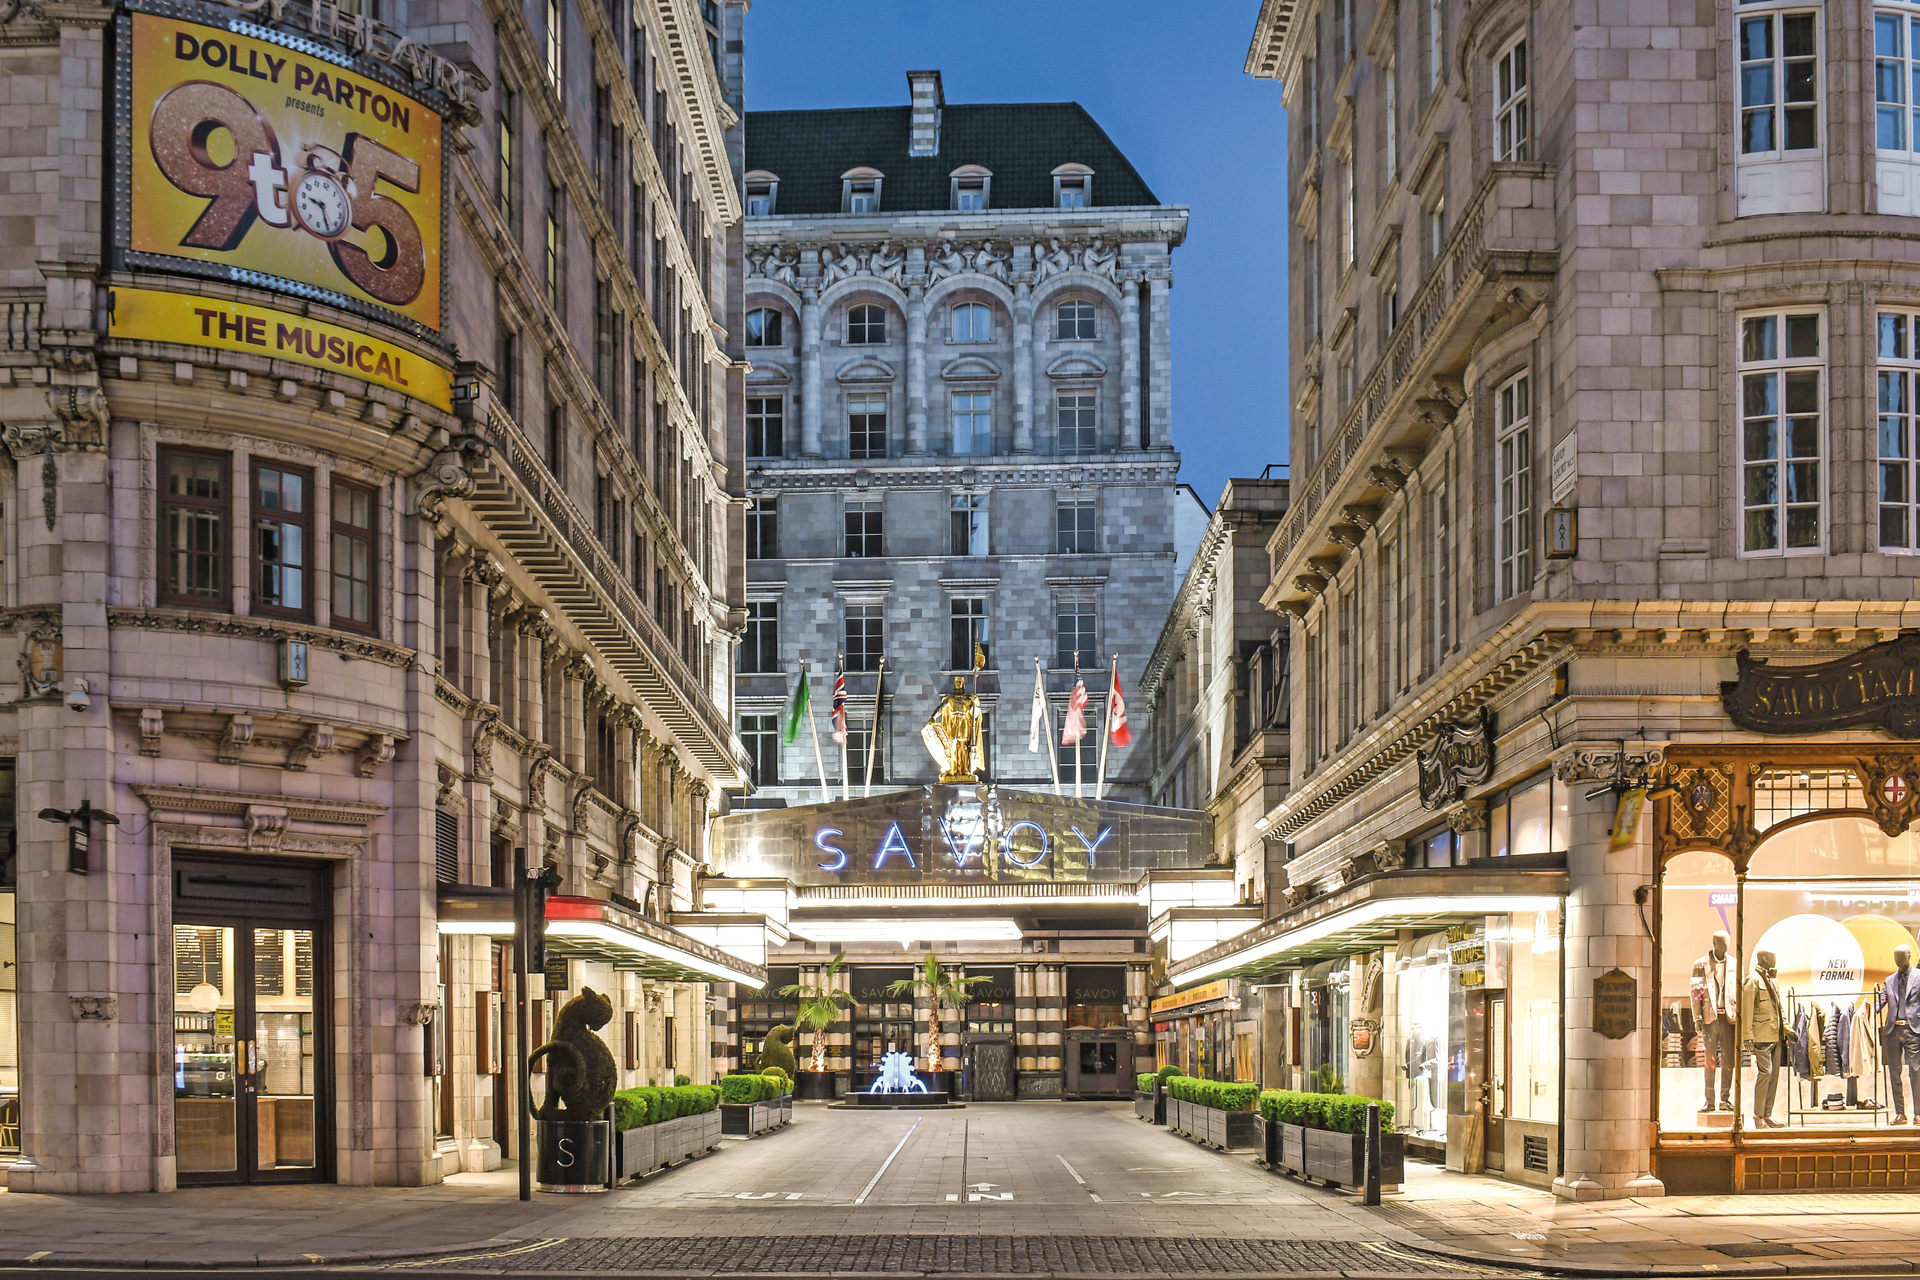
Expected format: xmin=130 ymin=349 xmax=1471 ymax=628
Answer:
xmin=1593 ymin=967 xmax=1636 ymax=1040
xmin=119 ymin=7 xmax=445 ymax=334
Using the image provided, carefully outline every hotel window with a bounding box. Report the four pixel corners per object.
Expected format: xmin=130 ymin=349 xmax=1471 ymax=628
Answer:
xmin=844 ymin=499 xmax=883 ymax=558
xmin=1057 ymin=708 xmax=1097 ymax=780
xmin=1736 ymin=3 xmax=1822 ymax=216
xmin=1055 ymin=600 xmax=1096 ymax=669
xmin=950 ymin=493 xmax=988 ymax=556
xmin=950 ymin=302 xmax=991 ymax=343
xmin=1739 ymin=310 xmax=1824 ymax=555
xmin=252 ymin=462 xmax=312 ymax=620
xmin=545 ymin=182 xmax=563 ymax=311
xmin=1494 ymin=371 xmax=1533 ymax=601
xmin=1056 ymin=391 xmax=1097 ymax=454
xmin=1336 ymin=340 xmax=1357 ymax=411
xmin=949 ymin=597 xmax=990 ymax=671
xmin=744 ymin=307 xmax=783 ymax=347
xmin=1056 ymin=173 xmax=1088 ymax=208
xmin=1429 ymin=473 xmax=1453 ymax=661
xmin=1880 ymin=311 xmax=1920 ymax=552
xmin=952 ymin=171 xmax=990 ymax=211
xmin=1424 ymin=0 xmax=1444 ymax=93
xmin=842 ymin=172 xmax=882 ymax=213
xmin=1339 ymin=153 xmax=1355 ymax=270
xmin=846 ymin=304 xmax=887 ymax=345
xmin=544 ymin=0 xmax=563 ymax=90
xmin=496 ymin=325 xmax=519 ymax=422
xmin=843 ymin=604 xmax=883 ymax=672
xmin=1877 ymin=9 xmax=1920 ymax=213
xmin=1056 ymin=300 xmax=1097 ymax=340
xmin=1488 ymin=771 xmax=1571 ymax=859
xmin=745 ymin=175 xmax=776 ymax=216
xmin=846 ymin=714 xmax=887 ymax=784
xmin=1056 ymin=497 xmax=1096 ymax=554
xmin=1333 ymin=0 xmax=1353 ymax=65
xmin=740 ymin=713 xmax=778 ymax=786
xmin=497 ymin=88 xmax=517 ymax=226
xmin=746 ymin=396 xmax=784 ymax=459
xmin=740 ymin=601 xmax=778 ymax=674
xmin=847 ymin=394 xmax=887 ymax=460
xmin=746 ymin=496 xmax=778 ymax=559
xmin=951 ymin=391 xmax=991 ymax=455
xmin=1381 ymin=55 xmax=1398 ymax=182
xmin=1425 ymin=194 xmax=1448 ymax=273
xmin=331 ymin=479 xmax=376 ymax=633
xmin=159 ymin=447 xmax=229 ymax=607
xmin=1493 ymin=37 xmax=1530 ymax=161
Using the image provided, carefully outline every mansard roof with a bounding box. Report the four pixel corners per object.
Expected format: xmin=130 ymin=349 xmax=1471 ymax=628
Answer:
xmin=745 ymin=103 xmax=1160 ymax=214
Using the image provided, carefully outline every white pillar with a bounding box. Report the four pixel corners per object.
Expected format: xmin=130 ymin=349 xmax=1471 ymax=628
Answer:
xmin=799 ymin=288 xmax=823 ymax=458
xmin=1012 ymin=282 xmax=1035 ymax=454
xmin=1147 ymin=274 xmax=1172 ymax=450
xmin=1120 ymin=279 xmax=1142 ymax=452
xmin=906 ymin=285 xmax=929 ymax=455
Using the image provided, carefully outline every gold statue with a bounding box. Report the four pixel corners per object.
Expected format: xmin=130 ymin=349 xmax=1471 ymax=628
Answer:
xmin=922 ymin=675 xmax=985 ymax=784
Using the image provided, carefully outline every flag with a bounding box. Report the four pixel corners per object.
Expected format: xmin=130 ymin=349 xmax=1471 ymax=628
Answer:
xmin=831 ymin=661 xmax=848 ymax=745
xmin=1107 ymin=666 xmax=1132 ymax=747
xmin=781 ymin=664 xmax=811 ymax=744
xmin=1027 ymin=661 xmax=1049 ymax=754
xmin=1061 ymin=678 xmax=1089 ymax=746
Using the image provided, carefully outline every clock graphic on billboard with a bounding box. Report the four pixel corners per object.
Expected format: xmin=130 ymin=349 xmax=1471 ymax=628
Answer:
xmin=290 ymin=155 xmax=352 ymax=241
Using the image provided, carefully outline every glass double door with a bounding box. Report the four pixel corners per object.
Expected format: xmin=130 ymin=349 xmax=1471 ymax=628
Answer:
xmin=172 ymin=920 xmax=322 ymax=1183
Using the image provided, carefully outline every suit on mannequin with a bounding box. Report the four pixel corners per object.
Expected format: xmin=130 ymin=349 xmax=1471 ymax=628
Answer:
xmin=1691 ymin=930 xmax=1736 ymax=1111
xmin=1739 ymin=949 xmax=1787 ymax=1128
xmin=1880 ymin=945 xmax=1920 ymax=1124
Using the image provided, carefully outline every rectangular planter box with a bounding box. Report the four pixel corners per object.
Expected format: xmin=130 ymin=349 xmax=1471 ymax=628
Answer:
xmin=1282 ymin=1122 xmax=1305 ymax=1174
xmin=1300 ymin=1127 xmax=1405 ymax=1189
xmin=1134 ymin=1089 xmax=1165 ymax=1124
xmin=1166 ymin=1097 xmax=1187 ymax=1136
xmin=618 ymin=1111 xmax=722 ymax=1180
xmin=617 ymin=1123 xmax=653 ymax=1181
xmin=721 ymin=1099 xmax=785 ymax=1137
xmin=1207 ymin=1106 xmax=1261 ymax=1150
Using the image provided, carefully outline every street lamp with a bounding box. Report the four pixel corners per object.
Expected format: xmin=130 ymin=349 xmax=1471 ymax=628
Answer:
xmin=37 ymin=800 xmax=120 ymax=875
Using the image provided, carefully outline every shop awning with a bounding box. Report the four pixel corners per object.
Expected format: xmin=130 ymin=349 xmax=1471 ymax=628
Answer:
xmin=434 ymin=888 xmax=769 ymax=989
xmin=1165 ymin=864 xmax=1568 ymax=989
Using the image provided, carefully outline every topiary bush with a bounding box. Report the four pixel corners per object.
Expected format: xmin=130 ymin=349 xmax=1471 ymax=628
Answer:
xmin=762 ymin=1065 xmax=791 ymax=1083
xmin=613 ymin=1084 xmax=719 ymax=1130
xmin=1165 ymin=1077 xmax=1259 ymax=1112
xmin=720 ymin=1072 xmax=776 ymax=1104
xmin=758 ymin=1024 xmax=799 ymax=1077
xmin=675 ymin=1073 xmax=690 ymax=1087
xmin=1136 ymin=1071 xmax=1158 ymax=1093
xmin=1157 ymin=1064 xmax=1185 ymax=1085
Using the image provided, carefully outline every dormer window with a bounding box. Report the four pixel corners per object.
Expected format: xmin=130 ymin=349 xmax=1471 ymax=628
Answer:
xmin=1052 ymin=163 xmax=1094 ymax=209
xmin=842 ymin=167 xmax=883 ymax=214
xmin=951 ymin=165 xmax=992 ymax=212
xmin=745 ymin=170 xmax=778 ymax=216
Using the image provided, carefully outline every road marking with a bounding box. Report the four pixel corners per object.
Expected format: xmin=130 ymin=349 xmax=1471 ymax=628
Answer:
xmin=853 ymin=1117 xmax=920 ymax=1205
xmin=374 ymin=1238 xmax=565 ymax=1269
xmin=25 ymin=1253 xmax=50 ymax=1264
xmin=1056 ymin=1155 xmax=1086 ymax=1185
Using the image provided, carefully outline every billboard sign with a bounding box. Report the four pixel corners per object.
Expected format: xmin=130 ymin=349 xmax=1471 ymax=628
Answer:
xmin=121 ymin=8 xmax=444 ymax=334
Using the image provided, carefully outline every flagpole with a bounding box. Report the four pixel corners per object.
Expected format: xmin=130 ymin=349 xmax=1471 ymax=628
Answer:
xmin=803 ymin=662 xmax=831 ymax=806
xmin=1072 ymin=657 xmax=1083 ymax=801
xmin=864 ymin=656 xmax=885 ymax=797
xmin=1095 ymin=654 xmax=1117 ymax=801
xmin=1038 ymin=656 xmax=1061 ymax=797
xmin=838 ymin=654 xmax=851 ymax=803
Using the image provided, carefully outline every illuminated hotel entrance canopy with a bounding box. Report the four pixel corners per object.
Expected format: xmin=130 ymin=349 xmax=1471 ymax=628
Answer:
xmin=713 ymin=785 xmax=1213 ymax=887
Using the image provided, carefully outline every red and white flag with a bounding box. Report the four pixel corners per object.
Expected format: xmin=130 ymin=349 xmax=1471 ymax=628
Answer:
xmin=1061 ymin=678 xmax=1089 ymax=746
xmin=1107 ymin=666 xmax=1132 ymax=747
xmin=831 ymin=663 xmax=848 ymax=744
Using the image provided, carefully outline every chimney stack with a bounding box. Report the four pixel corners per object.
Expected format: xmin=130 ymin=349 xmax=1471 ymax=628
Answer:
xmin=907 ymin=70 xmax=944 ymax=158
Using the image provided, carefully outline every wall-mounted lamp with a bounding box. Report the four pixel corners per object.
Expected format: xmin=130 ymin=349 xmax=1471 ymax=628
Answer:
xmin=37 ymin=799 xmax=120 ymax=875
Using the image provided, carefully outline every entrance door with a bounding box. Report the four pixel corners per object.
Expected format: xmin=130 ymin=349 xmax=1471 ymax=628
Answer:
xmin=1063 ymin=1032 xmax=1133 ymax=1098
xmin=1483 ymin=993 xmax=1508 ymax=1173
xmin=171 ymin=857 xmax=328 ymax=1185
xmin=964 ymin=1038 xmax=1015 ymax=1101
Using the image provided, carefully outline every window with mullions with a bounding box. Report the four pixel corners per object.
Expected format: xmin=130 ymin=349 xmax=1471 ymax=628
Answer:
xmin=1740 ymin=310 xmax=1824 ymax=555
xmin=951 ymin=391 xmax=991 ymax=455
xmin=846 ymin=304 xmax=887 ymax=345
xmin=951 ymin=302 xmax=991 ymax=343
xmin=1881 ymin=311 xmax=1920 ymax=552
xmin=1056 ymin=497 xmax=1096 ymax=554
xmin=1056 ymin=392 xmax=1097 ymax=454
xmin=950 ymin=493 xmax=988 ymax=556
xmin=1493 ymin=37 xmax=1529 ymax=162
xmin=740 ymin=713 xmax=778 ymax=786
xmin=159 ymin=447 xmax=229 ymax=607
xmin=1740 ymin=6 xmax=1818 ymax=156
xmin=1055 ymin=601 xmax=1096 ymax=669
xmin=544 ymin=0 xmax=563 ymax=91
xmin=331 ymin=479 xmax=377 ymax=633
xmin=1056 ymin=301 xmax=1096 ymax=340
xmin=1877 ymin=10 xmax=1920 ymax=151
xmin=745 ymin=308 xmax=783 ymax=347
xmin=844 ymin=500 xmax=883 ymax=558
xmin=949 ymin=597 xmax=990 ymax=671
xmin=746 ymin=396 xmax=784 ymax=459
xmin=253 ymin=462 xmax=312 ymax=620
xmin=740 ymin=601 xmax=778 ymax=674
xmin=847 ymin=394 xmax=888 ymax=460
xmin=1494 ymin=371 xmax=1533 ymax=600
xmin=746 ymin=496 xmax=779 ymax=559
xmin=1488 ymin=772 xmax=1570 ymax=859
xmin=843 ymin=604 xmax=884 ymax=672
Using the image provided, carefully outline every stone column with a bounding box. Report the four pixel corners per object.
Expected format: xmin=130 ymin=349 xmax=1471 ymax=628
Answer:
xmin=1147 ymin=274 xmax=1173 ymax=449
xmin=1120 ymin=278 xmax=1143 ymax=451
xmin=1011 ymin=282 xmax=1035 ymax=453
xmin=799 ymin=287 xmax=823 ymax=457
xmin=561 ymin=656 xmax=590 ymax=772
xmin=1015 ymin=963 xmax=1037 ymax=1078
xmin=520 ymin=620 xmax=549 ymax=747
xmin=905 ymin=284 xmax=929 ymax=455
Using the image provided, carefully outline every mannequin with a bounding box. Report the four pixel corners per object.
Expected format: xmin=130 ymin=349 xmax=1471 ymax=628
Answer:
xmin=1691 ymin=930 xmax=1736 ymax=1111
xmin=1881 ymin=944 xmax=1920 ymax=1124
xmin=1739 ymin=949 xmax=1786 ymax=1128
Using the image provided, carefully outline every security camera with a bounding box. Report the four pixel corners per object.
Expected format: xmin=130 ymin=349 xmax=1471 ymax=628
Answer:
xmin=65 ymin=677 xmax=90 ymax=713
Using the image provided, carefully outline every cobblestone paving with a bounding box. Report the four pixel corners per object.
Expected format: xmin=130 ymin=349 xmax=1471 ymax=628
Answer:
xmin=475 ymin=1233 xmax=1493 ymax=1275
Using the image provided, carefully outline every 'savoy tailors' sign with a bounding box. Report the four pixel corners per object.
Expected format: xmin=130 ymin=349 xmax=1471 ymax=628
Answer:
xmin=1721 ymin=634 xmax=1920 ymax=738
xmin=122 ymin=9 xmax=445 ymax=334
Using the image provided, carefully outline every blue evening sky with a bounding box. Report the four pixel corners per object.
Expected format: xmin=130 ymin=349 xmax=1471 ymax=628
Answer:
xmin=744 ymin=0 xmax=1290 ymax=510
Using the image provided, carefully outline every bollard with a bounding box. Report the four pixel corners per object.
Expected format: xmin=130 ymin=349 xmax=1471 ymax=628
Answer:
xmin=1364 ymin=1102 xmax=1381 ymax=1206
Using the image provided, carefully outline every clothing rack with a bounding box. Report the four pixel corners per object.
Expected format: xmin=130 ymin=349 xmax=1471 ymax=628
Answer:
xmin=1779 ymin=987 xmax=1887 ymax=1129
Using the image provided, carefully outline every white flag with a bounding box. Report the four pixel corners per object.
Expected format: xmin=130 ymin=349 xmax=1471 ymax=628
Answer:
xmin=1027 ymin=659 xmax=1048 ymax=753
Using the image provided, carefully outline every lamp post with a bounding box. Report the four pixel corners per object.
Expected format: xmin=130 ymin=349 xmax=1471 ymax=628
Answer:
xmin=36 ymin=800 xmax=119 ymax=875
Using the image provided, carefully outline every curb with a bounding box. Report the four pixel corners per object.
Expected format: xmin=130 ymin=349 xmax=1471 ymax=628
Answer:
xmin=0 ymin=1234 xmax=538 ymax=1271
xmin=1407 ymin=1238 xmax=1920 ymax=1279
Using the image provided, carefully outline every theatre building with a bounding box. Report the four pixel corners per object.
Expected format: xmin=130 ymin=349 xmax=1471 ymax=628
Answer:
xmin=707 ymin=786 xmax=1220 ymax=1099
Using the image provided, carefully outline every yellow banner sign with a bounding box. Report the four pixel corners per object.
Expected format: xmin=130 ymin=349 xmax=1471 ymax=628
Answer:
xmin=110 ymin=286 xmax=451 ymax=409
xmin=127 ymin=11 xmax=444 ymax=331
xmin=1151 ymin=979 xmax=1231 ymax=1016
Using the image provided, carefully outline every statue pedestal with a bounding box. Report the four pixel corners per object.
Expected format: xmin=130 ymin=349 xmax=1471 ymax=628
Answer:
xmin=839 ymin=1091 xmax=955 ymax=1109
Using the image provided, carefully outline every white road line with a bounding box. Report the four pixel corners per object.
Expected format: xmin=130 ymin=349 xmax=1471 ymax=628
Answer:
xmin=853 ymin=1117 xmax=920 ymax=1205
xmin=1056 ymin=1154 xmax=1087 ymax=1184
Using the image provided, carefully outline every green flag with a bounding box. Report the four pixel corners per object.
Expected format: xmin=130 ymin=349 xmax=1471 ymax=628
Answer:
xmin=782 ymin=664 xmax=811 ymax=744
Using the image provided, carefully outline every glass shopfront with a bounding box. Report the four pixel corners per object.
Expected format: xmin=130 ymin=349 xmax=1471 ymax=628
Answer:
xmin=1661 ymin=814 xmax=1920 ymax=1136
xmin=849 ymin=966 xmax=914 ymax=1077
xmin=1302 ymin=958 xmax=1350 ymax=1093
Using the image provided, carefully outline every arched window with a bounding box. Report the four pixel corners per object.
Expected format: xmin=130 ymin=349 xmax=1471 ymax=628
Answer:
xmin=841 ymin=167 xmax=883 ymax=214
xmin=951 ymin=164 xmax=992 ymax=211
xmin=846 ymin=304 xmax=888 ymax=345
xmin=1056 ymin=300 xmax=1097 ymax=340
xmin=745 ymin=307 xmax=783 ymax=348
xmin=951 ymin=302 xmax=991 ymax=343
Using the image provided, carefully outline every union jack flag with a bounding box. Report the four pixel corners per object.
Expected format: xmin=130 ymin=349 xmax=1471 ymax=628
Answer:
xmin=831 ymin=661 xmax=848 ymax=744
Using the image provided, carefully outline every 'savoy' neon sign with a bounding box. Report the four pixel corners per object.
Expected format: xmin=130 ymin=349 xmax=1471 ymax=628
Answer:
xmin=812 ymin=821 xmax=1113 ymax=873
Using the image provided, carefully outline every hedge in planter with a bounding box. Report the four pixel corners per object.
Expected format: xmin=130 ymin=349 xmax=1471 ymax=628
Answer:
xmin=614 ymin=1083 xmax=720 ymax=1130
xmin=1166 ymin=1077 xmax=1259 ymax=1111
xmin=1256 ymin=1089 xmax=1394 ymax=1132
xmin=1255 ymin=1089 xmax=1402 ymax=1188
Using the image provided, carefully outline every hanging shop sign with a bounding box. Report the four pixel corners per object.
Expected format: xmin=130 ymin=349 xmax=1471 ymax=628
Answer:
xmin=1151 ymin=980 xmax=1231 ymax=1016
xmin=118 ymin=6 xmax=446 ymax=334
xmin=1416 ymin=707 xmax=1494 ymax=810
xmin=1593 ymin=967 xmax=1636 ymax=1040
xmin=1720 ymin=635 xmax=1920 ymax=739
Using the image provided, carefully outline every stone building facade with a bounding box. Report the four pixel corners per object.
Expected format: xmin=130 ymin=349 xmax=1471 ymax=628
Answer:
xmin=0 ymin=0 xmax=759 ymax=1193
xmin=734 ymin=71 xmax=1186 ymax=804
xmin=1166 ymin=0 xmax=1920 ymax=1199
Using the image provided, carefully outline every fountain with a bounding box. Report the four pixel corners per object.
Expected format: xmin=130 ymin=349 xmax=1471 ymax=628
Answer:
xmin=838 ymin=1049 xmax=959 ymax=1108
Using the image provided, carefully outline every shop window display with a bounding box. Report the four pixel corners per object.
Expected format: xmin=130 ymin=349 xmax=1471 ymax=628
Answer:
xmin=1661 ymin=818 xmax=1920 ymax=1135
xmin=1503 ymin=906 xmax=1562 ymax=1123
xmin=1302 ymin=958 xmax=1351 ymax=1093
xmin=1394 ymin=935 xmax=1450 ymax=1140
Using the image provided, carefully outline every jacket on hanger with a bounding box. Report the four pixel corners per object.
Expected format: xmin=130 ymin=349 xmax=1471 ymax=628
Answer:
xmin=1826 ymin=1004 xmax=1846 ymax=1075
xmin=1850 ymin=1004 xmax=1877 ymax=1076
xmin=1807 ymin=1006 xmax=1827 ymax=1079
xmin=1791 ymin=1007 xmax=1813 ymax=1078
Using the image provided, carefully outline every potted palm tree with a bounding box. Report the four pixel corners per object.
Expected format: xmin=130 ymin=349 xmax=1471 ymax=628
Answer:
xmin=887 ymin=953 xmax=990 ymax=1096
xmin=781 ymin=954 xmax=854 ymax=1101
